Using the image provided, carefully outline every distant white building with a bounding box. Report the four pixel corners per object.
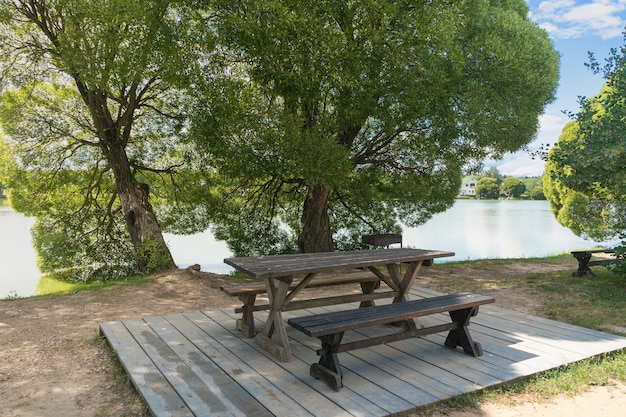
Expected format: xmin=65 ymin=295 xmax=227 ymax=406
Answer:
xmin=458 ymin=177 xmax=478 ymax=197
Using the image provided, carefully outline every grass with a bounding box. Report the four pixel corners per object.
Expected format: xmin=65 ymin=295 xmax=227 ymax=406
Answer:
xmin=419 ymin=351 xmax=626 ymax=416
xmin=1 ymin=274 xmax=152 ymax=301
xmin=415 ymin=254 xmax=626 ymax=416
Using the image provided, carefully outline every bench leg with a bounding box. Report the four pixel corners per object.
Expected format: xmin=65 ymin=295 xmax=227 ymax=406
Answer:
xmin=311 ymin=333 xmax=344 ymax=391
xmin=572 ymin=253 xmax=594 ymax=276
xmin=444 ymin=307 xmax=483 ymax=357
xmin=236 ymin=294 xmax=257 ymax=337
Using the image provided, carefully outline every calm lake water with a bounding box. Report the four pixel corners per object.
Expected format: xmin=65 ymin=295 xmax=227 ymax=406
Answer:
xmin=0 ymin=198 xmax=604 ymax=299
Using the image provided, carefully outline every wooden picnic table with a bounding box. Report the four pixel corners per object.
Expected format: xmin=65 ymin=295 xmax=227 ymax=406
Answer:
xmin=224 ymin=248 xmax=454 ymax=362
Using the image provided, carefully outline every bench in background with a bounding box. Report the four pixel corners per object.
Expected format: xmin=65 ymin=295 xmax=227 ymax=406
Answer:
xmin=288 ymin=292 xmax=495 ymax=391
xmin=571 ymin=249 xmax=619 ymax=276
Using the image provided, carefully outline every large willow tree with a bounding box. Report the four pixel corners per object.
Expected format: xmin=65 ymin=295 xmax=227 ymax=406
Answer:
xmin=0 ymin=1 xmax=211 ymax=280
xmin=192 ymin=0 xmax=559 ymax=254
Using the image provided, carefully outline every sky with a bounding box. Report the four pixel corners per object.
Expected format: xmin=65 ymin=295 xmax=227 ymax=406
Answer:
xmin=487 ymin=0 xmax=626 ymax=177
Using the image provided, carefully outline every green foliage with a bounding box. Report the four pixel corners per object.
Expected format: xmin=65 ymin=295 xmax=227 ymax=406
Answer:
xmin=482 ymin=167 xmax=505 ymax=185
xmin=607 ymin=242 xmax=626 ymax=277
xmin=529 ymin=185 xmax=546 ymax=200
xmin=545 ymin=102 xmax=625 ymax=240
xmin=191 ymin=0 xmax=559 ymax=253
xmin=475 ymin=177 xmax=500 ymax=199
xmin=545 ymin=39 xmax=626 ymax=275
xmin=501 ymin=177 xmax=526 ymax=198
xmin=0 ymin=1 xmax=215 ymax=278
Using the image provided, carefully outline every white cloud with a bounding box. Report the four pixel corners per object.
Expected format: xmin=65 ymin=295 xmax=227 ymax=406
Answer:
xmin=531 ymin=0 xmax=626 ymax=40
xmin=538 ymin=112 xmax=568 ymax=132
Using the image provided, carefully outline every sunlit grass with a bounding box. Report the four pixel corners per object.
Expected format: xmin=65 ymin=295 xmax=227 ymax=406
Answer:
xmin=415 ymin=254 xmax=626 ymax=416
xmin=36 ymin=275 xmax=78 ymax=294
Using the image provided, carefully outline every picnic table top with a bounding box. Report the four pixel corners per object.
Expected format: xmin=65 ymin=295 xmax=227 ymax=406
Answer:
xmin=224 ymin=248 xmax=454 ymax=279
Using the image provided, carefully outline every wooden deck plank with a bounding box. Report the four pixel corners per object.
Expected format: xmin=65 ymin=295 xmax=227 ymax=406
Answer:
xmin=100 ymin=286 xmax=626 ymax=417
xmin=204 ymin=308 xmax=391 ymax=417
xmin=215 ymin=305 xmax=400 ymax=416
xmin=122 ymin=318 xmax=250 ymax=417
xmin=99 ymin=321 xmax=194 ymax=417
xmin=142 ymin=315 xmax=273 ymax=417
xmin=194 ymin=308 xmax=359 ymax=417
xmin=179 ymin=311 xmax=325 ymax=417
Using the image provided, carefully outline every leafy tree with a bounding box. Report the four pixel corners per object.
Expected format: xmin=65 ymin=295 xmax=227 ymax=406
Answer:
xmin=482 ymin=167 xmax=505 ymax=186
xmin=529 ymin=185 xmax=546 ymax=200
xmin=545 ymin=38 xmax=626 ymax=275
xmin=501 ymin=177 xmax=526 ymax=198
xmin=475 ymin=177 xmax=500 ymax=199
xmin=0 ymin=1 xmax=211 ymax=279
xmin=192 ymin=0 xmax=559 ymax=254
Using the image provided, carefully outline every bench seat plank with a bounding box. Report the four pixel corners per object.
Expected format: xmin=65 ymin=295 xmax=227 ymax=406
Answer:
xmin=289 ymin=293 xmax=494 ymax=337
xmin=220 ymin=271 xmax=380 ymax=296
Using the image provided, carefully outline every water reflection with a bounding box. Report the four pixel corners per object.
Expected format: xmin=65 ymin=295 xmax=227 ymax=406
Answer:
xmin=1 ymin=199 xmax=607 ymax=298
xmin=403 ymin=200 xmax=603 ymax=261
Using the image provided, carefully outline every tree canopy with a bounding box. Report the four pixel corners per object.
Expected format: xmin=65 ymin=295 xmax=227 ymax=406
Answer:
xmin=191 ymin=0 xmax=559 ymax=254
xmin=0 ymin=0 xmax=213 ymax=280
xmin=475 ymin=177 xmax=500 ymax=199
xmin=544 ymin=39 xmax=626 ymax=244
xmin=501 ymin=177 xmax=526 ymax=198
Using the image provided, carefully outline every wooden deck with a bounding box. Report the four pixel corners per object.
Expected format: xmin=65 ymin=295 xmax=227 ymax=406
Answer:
xmin=100 ymin=286 xmax=626 ymax=417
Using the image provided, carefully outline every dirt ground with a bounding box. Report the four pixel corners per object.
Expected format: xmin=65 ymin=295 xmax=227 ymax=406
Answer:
xmin=1 ymin=261 xmax=625 ymax=416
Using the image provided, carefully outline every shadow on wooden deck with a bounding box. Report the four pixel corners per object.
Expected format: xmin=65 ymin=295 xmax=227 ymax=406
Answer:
xmin=100 ymin=287 xmax=626 ymax=417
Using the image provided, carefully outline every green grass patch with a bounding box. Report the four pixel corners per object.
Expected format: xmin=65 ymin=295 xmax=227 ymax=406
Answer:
xmin=416 ymin=350 xmax=626 ymax=416
xmin=527 ymin=269 xmax=626 ymax=335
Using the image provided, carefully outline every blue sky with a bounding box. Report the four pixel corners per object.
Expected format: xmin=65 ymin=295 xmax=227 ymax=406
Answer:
xmin=488 ymin=0 xmax=626 ymax=177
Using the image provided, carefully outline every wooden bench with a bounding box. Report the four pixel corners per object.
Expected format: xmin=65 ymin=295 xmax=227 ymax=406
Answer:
xmin=571 ymin=249 xmax=619 ymax=276
xmin=221 ymin=272 xmax=385 ymax=337
xmin=361 ymin=233 xmax=403 ymax=249
xmin=288 ymin=292 xmax=495 ymax=391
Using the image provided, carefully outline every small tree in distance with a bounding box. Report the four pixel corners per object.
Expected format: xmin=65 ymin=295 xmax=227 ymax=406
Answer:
xmin=476 ymin=177 xmax=500 ymax=199
xmin=501 ymin=177 xmax=526 ymax=198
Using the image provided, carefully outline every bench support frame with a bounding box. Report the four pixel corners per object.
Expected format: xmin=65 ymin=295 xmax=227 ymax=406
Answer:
xmin=572 ymin=249 xmax=618 ymax=277
xmin=310 ymin=306 xmax=483 ymax=391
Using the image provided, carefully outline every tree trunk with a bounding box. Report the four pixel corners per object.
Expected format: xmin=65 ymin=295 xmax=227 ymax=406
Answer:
xmin=82 ymin=88 xmax=176 ymax=273
xmin=298 ymin=181 xmax=334 ymax=253
xmin=108 ymin=142 xmax=177 ymax=272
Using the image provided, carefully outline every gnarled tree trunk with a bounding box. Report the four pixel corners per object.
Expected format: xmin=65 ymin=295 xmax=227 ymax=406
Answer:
xmin=108 ymin=143 xmax=176 ymax=272
xmin=298 ymin=181 xmax=334 ymax=253
xmin=84 ymin=89 xmax=176 ymax=273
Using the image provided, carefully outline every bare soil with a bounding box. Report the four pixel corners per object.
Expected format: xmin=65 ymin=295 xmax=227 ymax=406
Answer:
xmin=0 ymin=261 xmax=624 ymax=416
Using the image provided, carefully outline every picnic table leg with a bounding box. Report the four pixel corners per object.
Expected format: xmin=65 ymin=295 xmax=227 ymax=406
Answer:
xmin=358 ymin=280 xmax=379 ymax=308
xmin=387 ymin=261 xmax=424 ymax=331
xmin=236 ymin=293 xmax=257 ymax=337
xmin=256 ymin=278 xmax=293 ymax=362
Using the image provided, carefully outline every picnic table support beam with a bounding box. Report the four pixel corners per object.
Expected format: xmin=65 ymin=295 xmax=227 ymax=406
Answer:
xmin=236 ymin=293 xmax=257 ymax=337
xmin=387 ymin=261 xmax=423 ymax=331
xmin=257 ymin=277 xmax=293 ymax=362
